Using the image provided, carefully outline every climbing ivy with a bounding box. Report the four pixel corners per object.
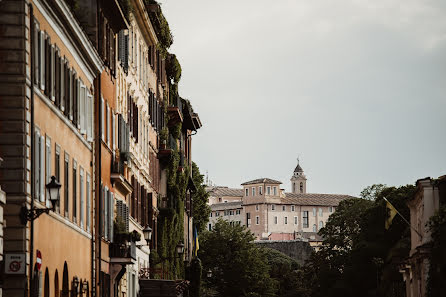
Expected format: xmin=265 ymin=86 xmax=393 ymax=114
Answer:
xmin=153 ymin=148 xmax=190 ymax=280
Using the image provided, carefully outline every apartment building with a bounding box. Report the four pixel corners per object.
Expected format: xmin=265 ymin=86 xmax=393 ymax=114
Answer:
xmin=207 ymin=162 xmax=354 ymax=245
xmin=0 ymin=0 xmax=202 ymax=296
xmin=0 ymin=0 xmax=101 ymax=296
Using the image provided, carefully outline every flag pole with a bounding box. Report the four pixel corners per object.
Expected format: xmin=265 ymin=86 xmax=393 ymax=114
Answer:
xmin=383 ymin=197 xmax=422 ymax=238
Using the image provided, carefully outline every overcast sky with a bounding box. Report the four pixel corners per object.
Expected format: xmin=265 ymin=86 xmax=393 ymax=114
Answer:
xmin=158 ymin=0 xmax=446 ymax=196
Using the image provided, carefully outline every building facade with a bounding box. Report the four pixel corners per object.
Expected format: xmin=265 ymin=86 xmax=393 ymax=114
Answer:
xmin=207 ymin=162 xmax=354 ymax=244
xmin=0 ymin=0 xmax=202 ymax=297
xmin=400 ymin=176 xmax=445 ymax=297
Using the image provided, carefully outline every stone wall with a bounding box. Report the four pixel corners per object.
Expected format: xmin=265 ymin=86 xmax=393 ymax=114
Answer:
xmin=255 ymin=240 xmax=313 ymax=266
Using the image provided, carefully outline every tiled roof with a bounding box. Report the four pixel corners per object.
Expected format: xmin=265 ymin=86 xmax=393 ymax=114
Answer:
xmin=210 ymin=201 xmax=243 ymax=210
xmin=241 ymin=178 xmax=282 ymax=185
xmin=206 ymin=186 xmax=244 ymax=197
xmin=281 ymin=193 xmax=355 ymax=206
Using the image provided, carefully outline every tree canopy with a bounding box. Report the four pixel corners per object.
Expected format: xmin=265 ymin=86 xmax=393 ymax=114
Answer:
xmin=192 ymin=162 xmax=211 ymax=234
xmin=199 ymin=219 xmax=278 ymax=297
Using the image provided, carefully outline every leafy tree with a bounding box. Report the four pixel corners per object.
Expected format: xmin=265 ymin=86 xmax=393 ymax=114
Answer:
xmin=301 ymin=184 xmax=415 ymax=297
xmin=192 ymin=162 xmax=211 ymax=234
xmin=262 ymin=248 xmax=301 ymax=297
xmin=360 ymin=184 xmax=386 ymax=200
xmin=199 ymin=219 xmax=278 ymax=297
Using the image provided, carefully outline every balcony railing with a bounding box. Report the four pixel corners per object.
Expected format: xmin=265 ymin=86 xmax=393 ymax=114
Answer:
xmin=167 ymin=95 xmax=183 ymax=126
xmin=109 ymin=242 xmax=136 ymax=264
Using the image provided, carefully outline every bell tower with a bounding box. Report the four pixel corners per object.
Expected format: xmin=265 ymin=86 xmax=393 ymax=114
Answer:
xmin=291 ymin=158 xmax=307 ymax=194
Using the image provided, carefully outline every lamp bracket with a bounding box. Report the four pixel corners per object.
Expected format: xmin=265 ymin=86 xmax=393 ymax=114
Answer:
xmin=20 ymin=206 xmax=51 ymax=225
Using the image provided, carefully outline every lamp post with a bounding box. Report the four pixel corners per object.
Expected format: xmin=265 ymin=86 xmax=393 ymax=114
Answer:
xmin=21 ymin=175 xmax=61 ymax=224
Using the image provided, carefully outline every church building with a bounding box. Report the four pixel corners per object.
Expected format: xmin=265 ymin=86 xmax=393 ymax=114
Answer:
xmin=207 ymin=160 xmax=355 ymax=244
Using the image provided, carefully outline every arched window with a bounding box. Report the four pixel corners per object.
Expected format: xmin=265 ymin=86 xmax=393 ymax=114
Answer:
xmin=300 ymin=182 xmax=303 ymax=193
xmin=62 ymin=262 xmax=69 ymax=297
xmin=55 ymin=269 xmax=60 ymax=297
xmin=292 ymin=183 xmax=295 ymax=193
xmin=312 ymin=224 xmax=317 ymax=232
xmin=319 ymin=221 xmax=323 ymax=229
xmin=44 ymin=268 xmax=50 ymax=297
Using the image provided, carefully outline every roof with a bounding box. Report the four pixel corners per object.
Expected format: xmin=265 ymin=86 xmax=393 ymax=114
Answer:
xmin=241 ymin=178 xmax=282 ymax=186
xmin=294 ymin=164 xmax=304 ymax=173
xmin=210 ymin=201 xmax=243 ymax=210
xmin=280 ymin=193 xmax=355 ymax=206
xmin=206 ymin=186 xmax=244 ymax=197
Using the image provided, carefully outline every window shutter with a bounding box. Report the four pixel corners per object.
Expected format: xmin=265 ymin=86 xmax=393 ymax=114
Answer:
xmin=40 ymin=135 xmax=45 ymax=203
xmin=80 ymin=83 xmax=86 ymax=134
xmin=110 ymin=192 xmax=114 ymax=242
xmin=112 ymin=112 xmax=116 ymax=151
xmin=124 ymin=34 xmax=129 ymax=71
xmin=40 ymin=31 xmax=45 ymax=91
xmin=87 ymin=92 xmax=93 ymax=141
xmin=45 ymin=136 xmax=51 ymax=207
xmin=104 ymin=187 xmax=108 ymax=239
xmin=34 ymin=129 xmax=40 ymax=200
xmin=45 ymin=35 xmax=51 ymax=97
xmin=86 ymin=174 xmax=91 ymax=231
xmin=34 ymin=22 xmax=40 ymax=86
xmin=106 ymin=104 xmax=110 ymax=146
xmin=118 ymin=31 xmax=125 ymax=65
xmin=50 ymin=45 xmax=55 ymax=101
xmin=69 ymin=69 xmax=73 ymax=120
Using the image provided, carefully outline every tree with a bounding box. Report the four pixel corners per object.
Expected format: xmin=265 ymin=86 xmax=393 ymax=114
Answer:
xmin=300 ymin=184 xmax=416 ymax=297
xmin=262 ymin=248 xmax=301 ymax=297
xmin=192 ymin=162 xmax=211 ymax=234
xmin=360 ymin=184 xmax=386 ymax=200
xmin=199 ymin=219 xmax=278 ymax=297
xmin=427 ymin=206 xmax=446 ymax=297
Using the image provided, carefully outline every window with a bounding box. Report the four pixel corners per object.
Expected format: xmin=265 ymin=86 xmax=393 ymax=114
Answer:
xmin=209 ymin=212 xmax=212 ymax=218
xmin=273 ymin=187 xmax=277 ymax=195
xmin=319 ymin=221 xmax=323 ymax=229
xmin=300 ymin=182 xmax=303 ymax=193
xmin=274 ymin=216 xmax=278 ymax=224
xmin=255 ymin=205 xmax=259 ymax=211
xmin=256 ymin=216 xmax=259 ymax=225
xmin=246 ymin=213 xmax=251 ymax=227
xmin=236 ymin=209 xmax=241 ymax=215
xmin=79 ymin=82 xmax=86 ymax=134
xmin=80 ymin=167 xmax=84 ymax=229
xmin=64 ymin=153 xmax=69 ymax=217
xmin=216 ymin=211 xmax=220 ymax=217
xmin=55 ymin=144 xmax=60 ymax=212
xmin=313 ymin=208 xmax=316 ymax=217
xmin=259 ymin=186 xmax=262 ymax=195
xmin=294 ymin=216 xmax=298 ymax=225
xmin=319 ymin=208 xmax=323 ymax=216
xmin=271 ymin=204 xmax=275 ymax=211
xmin=33 ymin=20 xmax=40 ymax=86
xmin=329 ymin=206 xmax=333 ymax=213
xmin=291 ymin=205 xmax=295 ymax=211
xmin=230 ymin=210 xmax=234 ymax=216
xmin=104 ymin=187 xmax=109 ymax=239
xmin=87 ymin=92 xmax=93 ymax=141
xmin=313 ymin=224 xmax=317 ymax=232
xmin=251 ymin=187 xmax=255 ymax=196
xmin=86 ymin=174 xmax=91 ymax=231
xmin=293 ymin=182 xmax=296 ymax=193
xmin=267 ymin=186 xmax=271 ymax=195
xmin=245 ymin=188 xmax=249 ymax=196
xmin=40 ymin=31 xmax=46 ymax=91
xmin=45 ymin=136 xmax=51 ymax=207
xmin=303 ymin=211 xmax=309 ymax=228
xmin=282 ymin=205 xmax=286 ymax=211
xmin=72 ymin=160 xmax=77 ymax=223
xmin=284 ymin=217 xmax=288 ymax=224
xmin=208 ymin=224 xmax=212 ymax=231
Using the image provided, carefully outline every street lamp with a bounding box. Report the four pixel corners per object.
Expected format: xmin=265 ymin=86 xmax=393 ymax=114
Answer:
xmin=20 ymin=176 xmax=61 ymax=224
xmin=176 ymin=242 xmax=185 ymax=255
xmin=143 ymin=225 xmax=152 ymax=245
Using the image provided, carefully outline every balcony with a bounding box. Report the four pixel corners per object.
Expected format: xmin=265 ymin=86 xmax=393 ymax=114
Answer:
xmin=167 ymin=95 xmax=183 ymax=126
xmin=109 ymin=242 xmax=136 ymax=264
xmin=158 ymin=135 xmax=177 ymax=161
xmin=111 ymin=159 xmax=132 ymax=196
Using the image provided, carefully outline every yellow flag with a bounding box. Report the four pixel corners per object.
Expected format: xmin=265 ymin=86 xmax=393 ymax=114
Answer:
xmin=385 ymin=200 xmax=398 ymax=229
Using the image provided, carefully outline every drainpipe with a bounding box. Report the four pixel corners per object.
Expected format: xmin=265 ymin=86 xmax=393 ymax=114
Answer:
xmin=96 ymin=1 xmax=103 ymax=296
xmin=29 ymin=3 xmax=35 ymax=297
